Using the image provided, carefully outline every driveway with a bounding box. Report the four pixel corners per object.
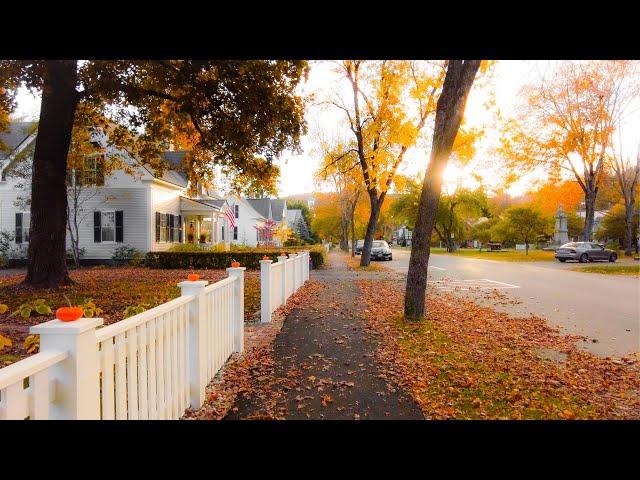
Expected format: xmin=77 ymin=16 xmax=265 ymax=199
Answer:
xmin=385 ymin=248 xmax=639 ymax=358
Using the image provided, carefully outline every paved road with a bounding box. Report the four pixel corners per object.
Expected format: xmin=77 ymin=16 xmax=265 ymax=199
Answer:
xmin=385 ymin=248 xmax=639 ymax=358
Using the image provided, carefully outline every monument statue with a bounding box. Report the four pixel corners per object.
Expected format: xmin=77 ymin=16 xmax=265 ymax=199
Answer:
xmin=553 ymin=205 xmax=569 ymax=245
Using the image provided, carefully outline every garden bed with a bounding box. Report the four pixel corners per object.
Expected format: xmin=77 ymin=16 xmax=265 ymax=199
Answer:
xmin=0 ymin=267 xmax=260 ymax=368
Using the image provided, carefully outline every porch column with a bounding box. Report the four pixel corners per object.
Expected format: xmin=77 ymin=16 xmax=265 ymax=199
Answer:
xmin=209 ymin=210 xmax=216 ymax=245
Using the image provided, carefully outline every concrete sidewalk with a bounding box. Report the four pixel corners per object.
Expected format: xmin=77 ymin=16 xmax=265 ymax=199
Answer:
xmin=225 ymin=253 xmax=423 ymax=420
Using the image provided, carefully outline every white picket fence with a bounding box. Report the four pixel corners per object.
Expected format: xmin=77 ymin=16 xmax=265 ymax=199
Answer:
xmin=0 ymin=267 xmax=245 ymax=420
xmin=260 ymin=251 xmax=310 ymax=323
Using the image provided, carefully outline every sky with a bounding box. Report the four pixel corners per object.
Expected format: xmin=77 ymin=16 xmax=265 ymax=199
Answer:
xmin=12 ymin=61 xmax=640 ymax=198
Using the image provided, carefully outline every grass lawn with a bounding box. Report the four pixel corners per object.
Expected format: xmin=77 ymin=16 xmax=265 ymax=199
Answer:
xmin=0 ymin=267 xmax=260 ymax=367
xmin=571 ymin=264 xmax=640 ymax=276
xmin=394 ymin=246 xmax=555 ymax=261
xmin=438 ymin=248 xmax=555 ymax=262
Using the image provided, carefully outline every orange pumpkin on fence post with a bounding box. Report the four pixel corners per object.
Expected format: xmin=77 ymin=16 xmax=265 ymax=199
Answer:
xmin=56 ymin=295 xmax=84 ymax=322
xmin=231 ymin=260 xmax=241 ymax=268
xmin=262 ymin=255 xmax=270 ymax=260
xmin=188 ymin=273 xmax=200 ymax=281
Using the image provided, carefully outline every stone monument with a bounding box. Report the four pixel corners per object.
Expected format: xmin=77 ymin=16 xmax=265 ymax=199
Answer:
xmin=553 ymin=205 xmax=569 ymax=245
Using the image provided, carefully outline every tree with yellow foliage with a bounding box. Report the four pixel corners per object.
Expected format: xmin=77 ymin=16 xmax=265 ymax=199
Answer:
xmin=327 ymin=60 xmax=449 ymax=266
xmin=500 ymin=60 xmax=639 ymax=241
xmin=314 ymin=134 xmax=363 ymax=254
xmin=310 ymin=192 xmax=343 ymax=244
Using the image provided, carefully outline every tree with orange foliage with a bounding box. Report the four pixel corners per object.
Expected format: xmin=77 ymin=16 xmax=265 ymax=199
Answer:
xmin=527 ymin=180 xmax=584 ymax=216
xmin=500 ymin=60 xmax=639 ymax=241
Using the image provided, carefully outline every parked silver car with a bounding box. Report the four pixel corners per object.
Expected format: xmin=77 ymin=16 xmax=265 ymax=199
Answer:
xmin=555 ymin=242 xmax=617 ymax=263
xmin=354 ymin=239 xmax=364 ymax=255
xmin=370 ymin=240 xmax=393 ymax=261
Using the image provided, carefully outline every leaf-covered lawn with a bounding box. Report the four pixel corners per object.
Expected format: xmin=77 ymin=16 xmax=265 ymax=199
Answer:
xmin=343 ymin=253 xmax=389 ymax=271
xmin=0 ymin=267 xmax=260 ymax=367
xmin=358 ymin=279 xmax=640 ymax=419
xmin=571 ymin=264 xmax=640 ymax=276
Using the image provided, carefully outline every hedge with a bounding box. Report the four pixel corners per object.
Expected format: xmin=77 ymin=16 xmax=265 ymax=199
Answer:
xmin=145 ymin=246 xmax=326 ymax=270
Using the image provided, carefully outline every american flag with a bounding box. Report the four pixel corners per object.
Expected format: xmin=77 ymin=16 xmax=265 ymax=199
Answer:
xmin=223 ymin=205 xmax=236 ymax=229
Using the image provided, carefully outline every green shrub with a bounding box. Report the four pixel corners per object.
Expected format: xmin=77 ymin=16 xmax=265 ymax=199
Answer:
xmin=169 ymin=243 xmax=206 ymax=253
xmin=112 ymin=245 xmax=144 ymax=266
xmin=145 ymin=246 xmax=326 ymax=270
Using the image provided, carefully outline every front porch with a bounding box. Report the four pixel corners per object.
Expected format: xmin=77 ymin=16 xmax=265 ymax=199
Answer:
xmin=180 ymin=197 xmax=227 ymax=247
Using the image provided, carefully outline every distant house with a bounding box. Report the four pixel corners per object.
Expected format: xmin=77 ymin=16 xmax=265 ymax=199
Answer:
xmin=222 ymin=196 xmax=307 ymax=247
xmin=392 ymin=225 xmax=412 ymax=246
xmin=0 ymin=122 xmax=230 ymax=261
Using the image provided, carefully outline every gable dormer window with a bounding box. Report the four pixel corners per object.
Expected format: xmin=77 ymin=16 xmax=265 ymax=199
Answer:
xmin=80 ymin=154 xmax=105 ymax=186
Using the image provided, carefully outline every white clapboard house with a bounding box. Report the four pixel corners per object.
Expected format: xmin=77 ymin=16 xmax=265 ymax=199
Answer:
xmin=222 ymin=196 xmax=309 ymax=247
xmin=0 ymin=122 xmax=233 ymax=261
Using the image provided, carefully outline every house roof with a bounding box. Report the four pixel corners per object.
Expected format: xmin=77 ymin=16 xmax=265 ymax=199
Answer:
xmin=246 ymin=198 xmax=271 ymax=220
xmin=180 ymin=196 xmax=225 ymax=213
xmin=156 ymin=150 xmax=189 ymax=187
xmin=271 ymin=199 xmax=286 ymax=221
xmin=0 ymin=122 xmax=37 ymax=158
xmin=196 ymin=198 xmax=226 ymax=209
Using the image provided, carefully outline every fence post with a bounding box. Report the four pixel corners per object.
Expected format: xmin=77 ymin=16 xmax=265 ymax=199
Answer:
xmin=260 ymin=259 xmax=273 ymax=323
xmin=227 ymin=266 xmax=246 ymax=353
xmin=278 ymin=254 xmax=287 ymax=305
xmin=292 ymin=253 xmax=299 ymax=291
xmin=30 ymin=317 xmax=103 ymax=420
xmin=304 ymin=251 xmax=309 ymax=281
xmin=178 ymin=279 xmax=209 ymax=410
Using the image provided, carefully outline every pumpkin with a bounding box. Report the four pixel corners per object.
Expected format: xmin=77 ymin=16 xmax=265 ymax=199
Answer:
xmin=262 ymin=255 xmax=270 ymax=260
xmin=187 ymin=273 xmax=200 ymax=281
xmin=231 ymin=261 xmax=240 ymax=268
xmin=56 ymin=307 xmax=84 ymax=322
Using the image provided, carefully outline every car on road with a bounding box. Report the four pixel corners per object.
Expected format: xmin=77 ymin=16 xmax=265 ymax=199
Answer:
xmin=370 ymin=240 xmax=393 ymax=261
xmin=354 ymin=239 xmax=364 ymax=255
xmin=555 ymin=242 xmax=617 ymax=263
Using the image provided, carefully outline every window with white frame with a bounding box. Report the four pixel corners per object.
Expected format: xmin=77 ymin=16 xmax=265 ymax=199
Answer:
xmin=101 ymin=211 xmax=116 ymax=242
xmin=81 ymin=154 xmax=105 ymax=186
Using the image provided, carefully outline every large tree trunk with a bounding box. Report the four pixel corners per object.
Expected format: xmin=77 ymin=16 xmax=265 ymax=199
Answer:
xmin=623 ymin=200 xmax=636 ymax=256
xmin=404 ymin=60 xmax=480 ymax=320
xmin=446 ymin=235 xmax=455 ymax=253
xmin=359 ymin=191 xmax=383 ymax=266
xmin=620 ymin=154 xmax=639 ymax=256
xmin=582 ymin=190 xmax=596 ymax=241
xmin=350 ymin=216 xmax=356 ymax=257
xmin=24 ymin=60 xmax=78 ymax=288
xmin=339 ymin=215 xmax=349 ymax=251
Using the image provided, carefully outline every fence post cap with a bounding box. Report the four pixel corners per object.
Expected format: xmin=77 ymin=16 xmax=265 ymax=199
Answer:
xmin=177 ymin=280 xmax=209 ymax=288
xmin=30 ymin=317 xmax=104 ymax=335
xmin=227 ymin=266 xmax=247 ymax=272
xmin=259 ymin=259 xmax=273 ymax=263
